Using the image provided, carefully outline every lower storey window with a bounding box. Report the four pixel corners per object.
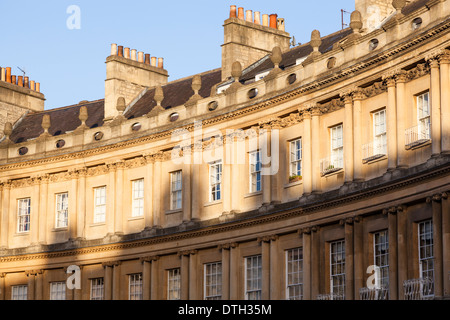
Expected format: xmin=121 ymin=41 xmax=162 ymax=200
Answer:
xmin=129 ymin=273 xmax=143 ymax=300
xmin=90 ymin=278 xmax=104 ymax=300
xmin=286 ymin=247 xmax=303 ymax=300
xmin=168 ymin=268 xmax=181 ymax=300
xmin=204 ymin=262 xmax=222 ymax=300
xmin=245 ymin=255 xmax=262 ymax=300
xmin=330 ymin=240 xmax=345 ymax=299
xmin=11 ymin=285 xmax=28 ymax=300
xmin=50 ymin=282 xmax=66 ymax=300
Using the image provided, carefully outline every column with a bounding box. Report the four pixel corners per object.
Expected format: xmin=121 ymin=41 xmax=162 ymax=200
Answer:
xmin=153 ymin=153 xmax=163 ymax=228
xmin=179 ymin=251 xmax=189 ymax=300
xmin=38 ymin=176 xmax=49 ymax=244
xmin=311 ymin=226 xmax=320 ymax=299
xmin=220 ymin=244 xmax=231 ymax=300
xmin=182 ymin=154 xmax=191 ymax=223
xmin=353 ymin=217 xmax=364 ymax=299
xmin=439 ymin=51 xmax=450 ymax=153
xmin=230 ymin=139 xmax=242 ymax=212
xmin=112 ymin=261 xmax=121 ymax=300
xmin=0 ymin=273 xmax=5 ymax=300
xmin=311 ymin=108 xmax=321 ymax=193
xmin=269 ymin=236 xmax=280 ymax=299
xmin=188 ymin=251 xmax=198 ymax=300
xmin=302 ymin=112 xmax=312 ymax=195
xmin=259 ymin=238 xmax=270 ymax=300
xmin=395 ymin=71 xmax=408 ymax=168
xmin=343 ymin=94 xmax=354 ymax=183
xmin=353 ymin=90 xmax=365 ymax=181
xmin=143 ymin=155 xmax=154 ymax=230
xmin=1 ymin=183 xmax=10 ymax=248
xmin=141 ymin=258 xmax=151 ymax=300
xmin=429 ymin=58 xmax=441 ymax=156
xmin=385 ymin=207 xmax=398 ymax=300
xmin=301 ymin=229 xmax=312 ymax=300
xmin=260 ymin=126 xmax=272 ymax=206
xmin=344 ymin=219 xmax=354 ymax=300
xmin=429 ymin=194 xmax=443 ymax=298
xmin=35 ymin=270 xmax=43 ymax=300
xmin=26 ymin=271 xmax=36 ymax=300
xmin=397 ymin=206 xmax=407 ymax=299
xmin=191 ymin=143 xmax=202 ymax=221
xmin=76 ymin=168 xmax=87 ymax=239
xmin=103 ymin=262 xmax=113 ymax=300
xmin=150 ymin=257 xmax=159 ymax=300
xmin=69 ymin=170 xmax=78 ymax=240
xmin=442 ymin=192 xmax=449 ymax=297
xmin=115 ymin=161 xmax=125 ymax=235
xmin=385 ymin=76 xmax=398 ymax=171
xmin=229 ymin=243 xmax=240 ymax=299
xmin=222 ymin=142 xmax=232 ymax=215
xmin=107 ymin=163 xmax=116 ymax=235
xmin=31 ymin=178 xmax=40 ymax=245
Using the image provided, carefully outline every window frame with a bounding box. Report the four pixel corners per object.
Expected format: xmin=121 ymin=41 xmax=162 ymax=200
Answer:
xmin=330 ymin=124 xmax=344 ymax=169
xmin=286 ymin=247 xmax=303 ymax=300
xmin=11 ymin=285 xmax=28 ymax=300
xmin=167 ymin=268 xmax=181 ymax=300
xmin=289 ymin=138 xmax=302 ymax=178
xmin=170 ymin=171 xmax=183 ymax=211
xmin=90 ymin=277 xmax=104 ymax=300
xmin=17 ymin=198 xmax=31 ymax=233
xmin=373 ymin=230 xmax=389 ymax=291
xmin=245 ymin=255 xmax=262 ymax=300
xmin=249 ymin=151 xmax=262 ymax=193
xmin=209 ymin=161 xmax=222 ymax=202
xmin=50 ymin=281 xmax=66 ymax=300
xmin=417 ymin=92 xmax=431 ymax=140
xmin=131 ymin=179 xmax=144 ymax=217
xmin=330 ymin=240 xmax=345 ymax=299
xmin=55 ymin=192 xmax=69 ymax=229
xmin=128 ymin=273 xmax=143 ymax=300
xmin=373 ymin=109 xmax=387 ymax=156
xmin=204 ymin=262 xmax=222 ymax=300
xmin=418 ymin=220 xmax=434 ymax=290
xmin=93 ymin=186 xmax=107 ymax=223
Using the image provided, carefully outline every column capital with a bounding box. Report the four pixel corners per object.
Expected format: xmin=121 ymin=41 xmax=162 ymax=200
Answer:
xmin=140 ymin=255 xmax=160 ymax=263
xmin=218 ymin=242 xmax=239 ymax=250
xmin=102 ymin=261 xmax=122 ymax=268
xmin=177 ymin=249 xmax=198 ymax=257
xmin=427 ymin=194 xmax=443 ymax=203
xmin=257 ymin=235 xmax=279 ymax=244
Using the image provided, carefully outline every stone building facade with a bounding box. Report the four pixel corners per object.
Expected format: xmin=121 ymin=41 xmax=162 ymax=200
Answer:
xmin=0 ymin=0 xmax=449 ymax=300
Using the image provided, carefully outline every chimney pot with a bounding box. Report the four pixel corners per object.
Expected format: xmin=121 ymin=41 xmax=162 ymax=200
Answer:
xmin=158 ymin=57 xmax=164 ymax=69
xmin=151 ymin=57 xmax=157 ymax=67
xmin=230 ymin=5 xmax=237 ymax=18
xmin=262 ymin=14 xmax=269 ymax=27
xmin=269 ymin=14 xmax=278 ymax=29
xmin=131 ymin=49 xmax=137 ymax=61
xmin=12 ymin=75 xmax=16 ymax=85
xmin=111 ymin=43 xmax=117 ymax=56
xmin=254 ymin=12 xmax=261 ymax=25
xmin=246 ymin=10 xmax=253 ymax=22
xmin=18 ymin=76 xmax=23 ymax=87
xmin=118 ymin=46 xmax=124 ymax=57
xmin=124 ymin=47 xmax=130 ymax=59
xmin=0 ymin=68 xmax=5 ymax=82
xmin=6 ymin=67 xmax=11 ymax=83
xmin=36 ymin=82 xmax=40 ymax=93
xmin=145 ymin=54 xmax=151 ymax=65
xmin=30 ymin=80 xmax=35 ymax=91
xmin=238 ymin=7 xmax=244 ymax=19
xmin=24 ymin=76 xmax=29 ymax=88
xmin=277 ymin=18 xmax=285 ymax=31
xmin=138 ymin=51 xmax=144 ymax=63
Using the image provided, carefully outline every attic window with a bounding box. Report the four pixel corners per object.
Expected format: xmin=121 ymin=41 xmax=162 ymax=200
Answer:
xmin=287 ymin=73 xmax=297 ymax=85
xmin=18 ymin=147 xmax=28 ymax=156
xmin=208 ymin=101 xmax=218 ymax=111
xmin=248 ymin=88 xmax=258 ymax=100
xmin=94 ymin=132 xmax=104 ymax=141
xmin=369 ymin=39 xmax=379 ymax=51
xmin=412 ymin=17 xmax=422 ymax=30
xmin=55 ymin=139 xmax=66 ymax=149
xmin=169 ymin=112 xmax=179 ymax=122
xmin=131 ymin=123 xmax=142 ymax=131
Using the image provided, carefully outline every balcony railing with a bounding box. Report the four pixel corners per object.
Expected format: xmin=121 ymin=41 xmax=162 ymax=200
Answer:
xmin=405 ymin=122 xmax=431 ymax=149
xmin=362 ymin=140 xmax=387 ymax=163
xmin=320 ymin=155 xmax=343 ymax=176
xmin=403 ymin=278 xmax=434 ymax=300
xmin=359 ymin=287 xmax=389 ymax=300
xmin=316 ymin=293 xmax=345 ymax=300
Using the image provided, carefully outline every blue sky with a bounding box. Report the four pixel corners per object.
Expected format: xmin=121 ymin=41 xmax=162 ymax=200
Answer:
xmin=0 ymin=0 xmax=355 ymax=110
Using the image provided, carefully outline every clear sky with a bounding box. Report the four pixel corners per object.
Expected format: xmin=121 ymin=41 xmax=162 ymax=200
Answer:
xmin=0 ymin=0 xmax=355 ymax=110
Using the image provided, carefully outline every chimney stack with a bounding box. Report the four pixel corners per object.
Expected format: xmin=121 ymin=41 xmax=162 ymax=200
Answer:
xmin=104 ymin=43 xmax=169 ymax=122
xmin=222 ymin=5 xmax=290 ymax=81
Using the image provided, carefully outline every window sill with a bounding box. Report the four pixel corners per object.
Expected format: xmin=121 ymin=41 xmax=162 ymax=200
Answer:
xmin=204 ymin=200 xmax=222 ymax=207
xmin=363 ymin=154 xmax=387 ymax=164
xmin=128 ymin=216 xmax=144 ymax=221
xmin=284 ymin=180 xmax=302 ymax=188
xmin=14 ymin=232 xmax=30 ymax=237
xmin=90 ymin=222 xmax=106 ymax=227
xmin=52 ymin=227 xmax=68 ymax=232
xmin=405 ymin=139 xmax=431 ymax=150
xmin=321 ymin=168 xmax=343 ymax=177
xmin=244 ymin=191 xmax=262 ymax=198
xmin=165 ymin=208 xmax=182 ymax=215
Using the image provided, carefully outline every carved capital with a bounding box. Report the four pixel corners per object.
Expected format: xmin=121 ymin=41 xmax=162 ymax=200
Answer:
xmin=257 ymin=235 xmax=279 ymax=243
xmin=218 ymin=242 xmax=239 ymax=250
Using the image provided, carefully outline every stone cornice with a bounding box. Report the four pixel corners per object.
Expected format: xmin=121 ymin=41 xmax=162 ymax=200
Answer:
xmin=1 ymin=158 xmax=448 ymax=264
xmin=1 ymin=18 xmax=449 ymax=174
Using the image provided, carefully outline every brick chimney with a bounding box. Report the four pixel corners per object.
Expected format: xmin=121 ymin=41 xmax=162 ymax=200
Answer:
xmin=0 ymin=66 xmax=45 ymax=138
xmin=104 ymin=44 xmax=169 ymax=122
xmin=221 ymin=6 xmax=291 ymax=81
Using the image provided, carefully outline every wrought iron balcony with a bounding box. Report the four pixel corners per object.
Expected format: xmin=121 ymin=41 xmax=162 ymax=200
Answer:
xmin=316 ymin=293 xmax=345 ymax=300
xmin=403 ymin=278 xmax=434 ymax=300
xmin=320 ymin=155 xmax=343 ymax=176
xmin=405 ymin=122 xmax=431 ymax=149
xmin=359 ymin=287 xmax=389 ymax=300
xmin=362 ymin=140 xmax=387 ymax=163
